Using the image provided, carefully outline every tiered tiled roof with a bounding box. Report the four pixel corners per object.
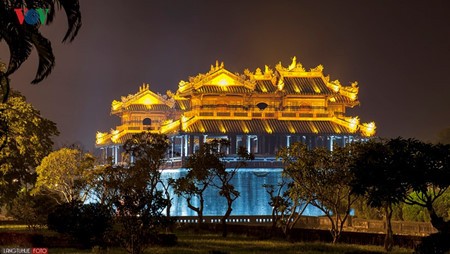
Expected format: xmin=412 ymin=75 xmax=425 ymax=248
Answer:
xmin=96 ymin=57 xmax=376 ymax=146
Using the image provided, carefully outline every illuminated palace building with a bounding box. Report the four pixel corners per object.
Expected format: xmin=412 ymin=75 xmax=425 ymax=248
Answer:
xmin=96 ymin=57 xmax=376 ymax=166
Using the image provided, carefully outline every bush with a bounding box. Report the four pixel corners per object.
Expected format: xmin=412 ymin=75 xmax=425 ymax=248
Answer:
xmin=8 ymin=192 xmax=59 ymax=230
xmin=154 ymin=233 xmax=177 ymax=247
xmin=47 ymin=202 xmax=112 ymax=248
xmin=414 ymin=232 xmax=450 ymax=254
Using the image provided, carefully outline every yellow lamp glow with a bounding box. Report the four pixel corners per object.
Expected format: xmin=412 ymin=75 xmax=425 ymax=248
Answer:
xmin=361 ymin=122 xmax=376 ymax=136
xmin=111 ymin=130 xmax=120 ymax=143
xmin=348 ymin=117 xmax=360 ymax=132
xmin=112 ymin=100 xmax=122 ymax=111
xmin=313 ymin=86 xmax=321 ymax=94
xmin=211 ymin=73 xmax=235 ymax=86
xmin=263 ymin=121 xmax=273 ymax=134
xmin=329 ymin=83 xmax=340 ymax=92
xmin=310 ymin=123 xmax=319 ymax=134
xmin=241 ymin=122 xmax=249 ymax=133
xmin=137 ymin=94 xmax=159 ymax=105
xmin=333 ymin=125 xmax=341 ymax=134
xmin=96 ymin=132 xmax=107 ymax=144
xmin=218 ymin=78 xmax=229 ymax=86
xmin=181 ymin=115 xmax=189 ymax=131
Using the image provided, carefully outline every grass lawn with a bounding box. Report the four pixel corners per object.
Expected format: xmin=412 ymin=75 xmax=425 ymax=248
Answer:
xmin=47 ymin=232 xmax=413 ymax=254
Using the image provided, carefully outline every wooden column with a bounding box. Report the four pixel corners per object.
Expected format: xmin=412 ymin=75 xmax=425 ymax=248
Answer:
xmin=229 ymin=134 xmax=237 ymax=154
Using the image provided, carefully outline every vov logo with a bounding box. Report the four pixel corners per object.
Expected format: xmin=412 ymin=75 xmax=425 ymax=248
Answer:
xmin=14 ymin=8 xmax=50 ymax=25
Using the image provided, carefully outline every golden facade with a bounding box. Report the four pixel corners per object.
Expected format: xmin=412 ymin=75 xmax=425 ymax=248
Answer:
xmin=96 ymin=57 xmax=375 ymax=164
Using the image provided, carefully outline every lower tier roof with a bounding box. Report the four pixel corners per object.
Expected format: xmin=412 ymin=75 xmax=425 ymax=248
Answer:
xmin=184 ymin=119 xmax=352 ymax=135
xmin=96 ymin=118 xmax=365 ymax=146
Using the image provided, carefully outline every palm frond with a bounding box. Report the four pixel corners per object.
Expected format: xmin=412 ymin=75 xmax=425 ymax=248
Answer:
xmin=1 ymin=24 xmax=34 ymax=77
xmin=29 ymin=29 xmax=55 ymax=84
xmin=41 ymin=0 xmax=56 ymax=24
xmin=57 ymin=0 xmax=82 ymax=42
xmin=0 ymin=0 xmax=81 ymax=85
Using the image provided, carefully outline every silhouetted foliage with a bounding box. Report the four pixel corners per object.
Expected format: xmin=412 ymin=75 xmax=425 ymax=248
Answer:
xmin=401 ymin=141 xmax=450 ymax=232
xmin=173 ymin=140 xmax=221 ymax=227
xmin=100 ymin=132 xmax=174 ymax=254
xmin=0 ymin=1 xmax=81 ymax=154
xmin=9 ymin=191 xmax=59 ymax=230
xmin=349 ymin=138 xmax=412 ymax=252
xmin=279 ymin=142 xmax=358 ymax=243
xmin=173 ymin=138 xmax=253 ymax=237
xmin=264 ymin=180 xmax=309 ymax=239
xmin=415 ymin=231 xmax=450 ymax=254
xmin=0 ymin=0 xmax=82 ymax=88
xmin=211 ymin=142 xmax=254 ymax=237
xmin=47 ymin=202 xmax=112 ymax=249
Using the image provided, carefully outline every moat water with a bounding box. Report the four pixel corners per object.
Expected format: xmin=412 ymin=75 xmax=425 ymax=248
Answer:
xmin=161 ymin=168 xmax=323 ymax=217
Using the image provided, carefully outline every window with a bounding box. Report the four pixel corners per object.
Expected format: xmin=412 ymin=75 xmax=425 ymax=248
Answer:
xmin=142 ymin=118 xmax=151 ymax=125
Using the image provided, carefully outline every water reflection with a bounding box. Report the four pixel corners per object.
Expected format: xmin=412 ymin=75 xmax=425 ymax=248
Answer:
xmin=161 ymin=168 xmax=323 ymax=217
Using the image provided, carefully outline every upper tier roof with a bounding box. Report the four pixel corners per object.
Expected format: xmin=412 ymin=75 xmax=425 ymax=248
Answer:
xmin=174 ymin=58 xmax=359 ymax=106
xmin=111 ymin=83 xmax=176 ymax=114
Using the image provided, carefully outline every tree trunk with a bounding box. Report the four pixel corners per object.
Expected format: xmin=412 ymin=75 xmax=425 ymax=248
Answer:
xmin=186 ymin=198 xmax=203 ymax=228
xmin=271 ymin=208 xmax=277 ymax=233
xmin=426 ymin=203 xmax=449 ymax=232
xmin=165 ymin=196 xmax=173 ymax=233
xmin=331 ymin=219 xmax=338 ymax=244
xmin=221 ymin=198 xmax=233 ymax=237
xmin=384 ymin=203 xmax=394 ymax=252
xmin=198 ymin=196 xmax=204 ymax=228
xmin=166 ymin=198 xmax=171 ymax=218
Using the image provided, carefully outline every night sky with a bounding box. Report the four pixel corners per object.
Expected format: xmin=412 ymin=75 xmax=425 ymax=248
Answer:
xmin=1 ymin=0 xmax=449 ymax=151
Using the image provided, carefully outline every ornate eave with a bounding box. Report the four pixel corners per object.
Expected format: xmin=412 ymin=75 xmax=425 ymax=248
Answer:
xmin=273 ymin=57 xmax=360 ymax=103
xmin=177 ymin=61 xmax=255 ymax=96
xmin=176 ymin=115 xmax=376 ymax=136
xmin=111 ymin=83 xmax=175 ymax=114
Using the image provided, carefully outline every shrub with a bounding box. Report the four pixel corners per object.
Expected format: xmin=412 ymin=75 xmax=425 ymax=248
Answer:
xmin=8 ymin=192 xmax=58 ymax=230
xmin=414 ymin=232 xmax=450 ymax=254
xmin=47 ymin=202 xmax=112 ymax=248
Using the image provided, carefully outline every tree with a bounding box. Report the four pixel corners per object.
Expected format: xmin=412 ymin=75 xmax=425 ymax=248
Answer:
xmin=33 ymin=147 xmax=95 ymax=204
xmin=264 ymin=180 xmax=310 ymax=239
xmin=173 ymin=141 xmax=221 ymax=227
xmin=100 ymin=132 xmax=172 ymax=254
xmin=279 ymin=142 xmax=358 ymax=243
xmin=0 ymin=90 xmax=58 ymax=205
xmin=173 ymin=139 xmax=253 ymax=235
xmin=211 ymin=143 xmax=254 ymax=237
xmin=1 ymin=1 xmax=81 ymax=152
xmin=316 ymin=145 xmax=359 ymax=243
xmin=349 ymin=138 xmax=411 ymax=252
xmin=402 ymin=141 xmax=450 ymax=232
xmin=0 ymin=0 xmax=82 ymax=102
xmin=122 ymin=131 xmax=175 ymax=221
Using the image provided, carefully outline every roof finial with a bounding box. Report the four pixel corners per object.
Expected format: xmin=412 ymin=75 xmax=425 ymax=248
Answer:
xmin=288 ymin=56 xmax=297 ymax=71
